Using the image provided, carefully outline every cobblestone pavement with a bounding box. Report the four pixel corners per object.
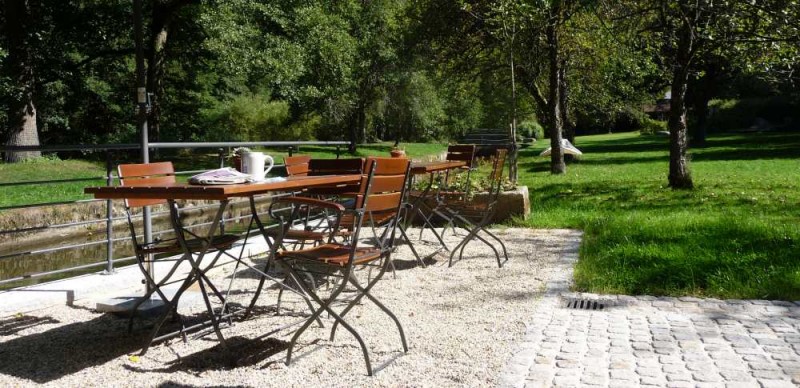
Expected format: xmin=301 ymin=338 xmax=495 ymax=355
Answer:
xmin=498 ymin=237 xmax=800 ymax=388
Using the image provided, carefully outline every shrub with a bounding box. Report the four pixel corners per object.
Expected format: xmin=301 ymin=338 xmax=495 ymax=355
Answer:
xmin=203 ymin=94 xmax=306 ymax=141
xmin=614 ymin=107 xmax=648 ymax=133
xmin=518 ymin=119 xmax=544 ymax=139
xmin=639 ymin=117 xmax=667 ymax=135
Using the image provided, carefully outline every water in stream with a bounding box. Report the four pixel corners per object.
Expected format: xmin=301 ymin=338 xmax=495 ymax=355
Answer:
xmin=0 ymin=203 xmax=259 ymax=290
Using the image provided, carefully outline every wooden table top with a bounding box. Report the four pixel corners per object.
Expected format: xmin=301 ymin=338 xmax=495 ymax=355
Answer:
xmin=85 ymin=174 xmax=362 ymax=201
xmin=410 ymin=160 xmax=467 ymax=174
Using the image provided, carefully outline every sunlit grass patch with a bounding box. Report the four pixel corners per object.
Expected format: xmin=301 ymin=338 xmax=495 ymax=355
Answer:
xmin=518 ymin=131 xmax=800 ymax=300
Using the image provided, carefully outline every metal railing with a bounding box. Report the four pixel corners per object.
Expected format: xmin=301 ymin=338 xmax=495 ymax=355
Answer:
xmin=0 ymin=140 xmax=350 ymax=287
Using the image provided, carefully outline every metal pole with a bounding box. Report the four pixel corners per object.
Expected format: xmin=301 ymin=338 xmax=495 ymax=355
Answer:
xmin=105 ymin=151 xmax=115 ymax=274
xmin=134 ymin=0 xmax=153 ymax=293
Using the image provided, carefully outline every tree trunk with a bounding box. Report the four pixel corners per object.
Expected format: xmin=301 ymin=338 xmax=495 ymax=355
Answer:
xmin=347 ymin=104 xmax=366 ymax=154
xmin=146 ymin=1 xmax=178 ymax=145
xmin=667 ymin=19 xmax=694 ymax=189
xmin=4 ymin=0 xmax=42 ymax=162
xmin=559 ymin=59 xmax=576 ymax=162
xmin=546 ymin=2 xmax=566 ymax=175
xmin=508 ymin=39 xmax=518 ymax=183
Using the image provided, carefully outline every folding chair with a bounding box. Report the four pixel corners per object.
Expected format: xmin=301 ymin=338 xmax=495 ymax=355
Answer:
xmin=410 ymin=144 xmax=477 ymax=248
xmin=441 ymin=149 xmax=510 ymax=268
xmin=244 ymin=158 xmax=365 ymax=318
xmin=259 ymin=154 xmax=326 ymax=248
xmin=272 ymin=157 xmax=412 ymax=375
xmin=336 ymin=157 xmax=424 ymax=268
xmin=117 ymin=162 xmax=241 ymax=335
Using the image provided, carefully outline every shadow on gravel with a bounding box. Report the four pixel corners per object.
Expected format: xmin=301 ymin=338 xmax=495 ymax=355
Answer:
xmin=0 ymin=314 xmax=144 ymax=383
xmin=125 ymin=336 xmax=289 ymax=373
xmin=0 ymin=315 xmax=60 ymax=336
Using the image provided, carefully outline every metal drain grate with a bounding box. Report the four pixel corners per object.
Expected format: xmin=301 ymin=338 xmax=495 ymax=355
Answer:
xmin=566 ymin=299 xmax=605 ymax=310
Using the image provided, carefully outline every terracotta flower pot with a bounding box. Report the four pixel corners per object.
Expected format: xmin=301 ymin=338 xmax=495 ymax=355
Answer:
xmin=390 ymin=149 xmax=406 ymax=158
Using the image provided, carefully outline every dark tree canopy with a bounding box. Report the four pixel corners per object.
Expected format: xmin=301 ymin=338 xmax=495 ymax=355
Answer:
xmin=1 ymin=0 xmax=797 ymax=186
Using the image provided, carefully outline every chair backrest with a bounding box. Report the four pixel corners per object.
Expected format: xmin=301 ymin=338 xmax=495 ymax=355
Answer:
xmin=284 ymin=155 xmax=311 ymax=177
xmin=308 ymin=158 xmax=364 ymax=176
xmin=346 ymin=157 xmax=411 ymax=246
xmin=446 ymin=144 xmax=476 ymax=167
xmin=354 ymin=157 xmax=410 ymax=210
xmin=118 ymin=162 xmax=176 ymax=208
xmin=487 ymin=149 xmax=508 ymax=201
xmin=306 ymin=158 xmax=365 ymax=195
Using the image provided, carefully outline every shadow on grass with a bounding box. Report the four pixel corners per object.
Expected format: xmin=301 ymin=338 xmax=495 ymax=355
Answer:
xmin=576 ymin=136 xmax=668 ymax=154
xmin=692 ymin=135 xmax=800 ymax=162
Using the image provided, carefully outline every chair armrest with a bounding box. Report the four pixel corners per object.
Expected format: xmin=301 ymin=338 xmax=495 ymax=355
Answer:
xmin=273 ymin=196 xmax=346 ymax=212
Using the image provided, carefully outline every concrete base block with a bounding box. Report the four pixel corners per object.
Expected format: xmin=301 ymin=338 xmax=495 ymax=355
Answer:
xmin=96 ymin=296 xmax=168 ymax=317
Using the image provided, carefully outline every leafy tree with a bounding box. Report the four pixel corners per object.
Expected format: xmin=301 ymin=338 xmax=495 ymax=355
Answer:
xmin=3 ymin=0 xmax=42 ymax=161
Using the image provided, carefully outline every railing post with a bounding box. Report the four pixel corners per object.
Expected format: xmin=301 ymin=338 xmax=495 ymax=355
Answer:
xmin=218 ymin=148 xmax=227 ymax=234
xmin=287 ymin=146 xmax=294 ymax=157
xmin=104 ymin=151 xmax=115 ymax=274
xmin=218 ymin=148 xmax=225 ymax=168
xmin=335 ymin=145 xmax=341 ymax=159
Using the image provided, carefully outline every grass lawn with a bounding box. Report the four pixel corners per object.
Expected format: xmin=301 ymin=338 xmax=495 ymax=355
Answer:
xmin=0 ymin=142 xmax=447 ymax=208
xmin=517 ymin=131 xmax=800 ymax=300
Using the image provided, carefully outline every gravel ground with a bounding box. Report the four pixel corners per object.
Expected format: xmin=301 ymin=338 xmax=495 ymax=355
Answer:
xmin=0 ymin=228 xmax=581 ymax=387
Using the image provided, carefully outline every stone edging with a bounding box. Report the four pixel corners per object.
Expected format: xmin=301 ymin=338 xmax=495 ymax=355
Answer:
xmin=497 ymin=230 xmax=583 ymax=387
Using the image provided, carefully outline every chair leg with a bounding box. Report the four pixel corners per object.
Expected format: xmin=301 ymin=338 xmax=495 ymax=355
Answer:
xmin=244 ymin=258 xmax=272 ymax=319
xmin=417 ymin=208 xmax=449 ymax=250
xmin=128 ymin=254 xmax=186 ymax=333
xmin=448 ymin=212 xmax=503 ymax=267
xmin=281 ymin=263 xmax=373 ymax=375
xmin=329 ymin=265 xmax=408 ymax=354
xmin=398 ymin=223 xmax=424 ymax=267
xmin=195 ymin=276 xmax=229 ymax=353
xmin=480 ymin=226 xmax=510 ymax=266
xmin=348 ymin=273 xmax=408 ymax=352
xmin=448 ymin=225 xmax=480 ymax=267
xmin=244 ymin=259 xmax=323 ymax=328
xmin=471 ymin=230 xmax=502 ymax=267
xmin=139 ymin=267 xmax=199 ymax=355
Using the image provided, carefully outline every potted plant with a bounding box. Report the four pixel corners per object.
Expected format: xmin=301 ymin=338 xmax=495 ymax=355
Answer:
xmin=390 ymin=145 xmax=406 ymax=158
xmin=229 ymin=147 xmax=251 ymax=172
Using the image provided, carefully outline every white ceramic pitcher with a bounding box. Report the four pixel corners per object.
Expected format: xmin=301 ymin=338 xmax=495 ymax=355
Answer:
xmin=241 ymin=151 xmax=274 ymax=181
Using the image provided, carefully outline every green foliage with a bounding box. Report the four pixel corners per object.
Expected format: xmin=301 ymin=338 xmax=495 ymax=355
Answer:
xmin=518 ymin=119 xmax=544 ymax=139
xmin=518 ymin=131 xmax=800 ymax=300
xmin=203 ymin=94 xmax=300 ymax=142
xmin=638 ymin=117 xmax=667 ymax=135
xmin=0 ymin=0 xmax=796 ymax=152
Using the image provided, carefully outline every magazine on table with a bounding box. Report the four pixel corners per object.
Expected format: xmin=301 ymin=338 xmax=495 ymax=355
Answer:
xmin=189 ymin=168 xmax=287 ymax=185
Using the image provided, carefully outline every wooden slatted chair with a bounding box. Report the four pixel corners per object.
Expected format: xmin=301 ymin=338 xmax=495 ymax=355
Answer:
xmin=244 ymin=157 xmax=366 ymax=318
xmin=117 ymin=162 xmax=240 ymax=331
xmin=283 ymin=155 xmax=311 ymax=177
xmin=270 ymin=157 xmax=412 ymax=375
xmin=409 ymin=144 xmax=477 ymax=247
xmin=335 ymin=157 xmax=424 ymax=267
xmin=440 ymin=149 xmax=510 ymax=268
